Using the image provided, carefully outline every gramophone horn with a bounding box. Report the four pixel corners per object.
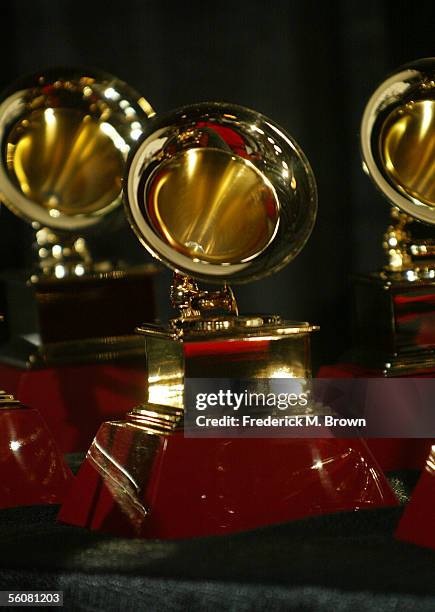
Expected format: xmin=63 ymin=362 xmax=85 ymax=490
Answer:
xmin=361 ymin=57 xmax=435 ymax=225
xmin=0 ymin=67 xmax=154 ymax=233
xmin=125 ymin=102 xmax=317 ymax=284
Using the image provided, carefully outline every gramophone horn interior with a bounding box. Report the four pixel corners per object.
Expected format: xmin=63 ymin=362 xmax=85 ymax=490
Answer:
xmin=6 ymin=107 xmax=125 ymax=216
xmin=361 ymin=58 xmax=435 ymax=224
xmin=0 ymin=68 xmax=154 ymax=231
xmin=379 ymin=99 xmax=435 ymax=207
xmin=126 ymin=102 xmax=317 ymax=283
xmin=145 ymin=148 xmax=279 ymax=264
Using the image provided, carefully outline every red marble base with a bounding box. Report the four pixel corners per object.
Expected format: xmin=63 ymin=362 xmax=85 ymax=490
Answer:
xmin=58 ymin=424 xmax=398 ymax=539
xmin=396 ymin=446 xmax=435 ymax=550
xmin=0 ymin=362 xmax=147 ymax=453
xmin=0 ymin=405 xmax=72 ymax=509
xmin=318 ymin=364 xmax=432 ymax=471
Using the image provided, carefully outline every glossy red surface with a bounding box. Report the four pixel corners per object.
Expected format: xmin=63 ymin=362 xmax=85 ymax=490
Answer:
xmin=394 ymin=291 xmax=435 ymax=348
xmin=0 ymin=362 xmax=147 ymax=452
xmin=0 ymin=406 xmax=72 ymax=509
xmin=395 ymin=446 xmax=435 ymax=549
xmin=58 ymin=423 xmax=398 ymax=539
xmin=318 ymin=364 xmax=433 ymax=471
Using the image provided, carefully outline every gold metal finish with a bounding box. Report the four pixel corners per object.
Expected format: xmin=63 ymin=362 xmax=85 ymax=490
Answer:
xmin=0 ymin=391 xmax=22 ymax=409
xmin=383 ymin=208 xmax=413 ymax=271
xmin=136 ymin=319 xmax=316 ymax=410
xmin=170 ymin=272 xmax=238 ymax=319
xmin=361 ymin=58 xmax=435 ymax=278
xmin=147 ymin=148 xmax=279 ymax=264
xmin=382 ymin=208 xmax=435 ymax=278
xmin=125 ymin=101 xmax=318 ymax=425
xmin=125 ymin=101 xmax=317 ymax=285
xmin=128 ymin=404 xmax=184 ymax=435
xmin=0 ymin=68 xmax=154 ymax=275
xmin=380 ymin=100 xmax=435 ymax=207
xmin=7 ymin=108 xmax=124 ymax=216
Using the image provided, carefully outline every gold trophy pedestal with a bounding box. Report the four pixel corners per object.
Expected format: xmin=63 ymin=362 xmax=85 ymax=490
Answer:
xmin=0 ymin=264 xmax=157 ymax=368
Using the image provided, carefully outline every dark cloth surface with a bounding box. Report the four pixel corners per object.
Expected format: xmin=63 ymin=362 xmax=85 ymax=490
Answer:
xmin=0 ymin=503 xmax=434 ymax=611
xmin=0 ymin=462 xmax=432 ymax=611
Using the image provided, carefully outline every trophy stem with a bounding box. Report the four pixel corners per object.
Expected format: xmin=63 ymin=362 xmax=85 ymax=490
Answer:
xmin=170 ymin=272 xmax=238 ymax=319
xmin=383 ymin=208 xmax=435 ymax=278
xmin=383 ymin=207 xmax=413 ymax=272
xmin=33 ymin=226 xmax=95 ymax=277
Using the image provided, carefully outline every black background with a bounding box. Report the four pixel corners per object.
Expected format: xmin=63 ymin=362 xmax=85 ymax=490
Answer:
xmin=0 ymin=0 xmax=434 ymax=367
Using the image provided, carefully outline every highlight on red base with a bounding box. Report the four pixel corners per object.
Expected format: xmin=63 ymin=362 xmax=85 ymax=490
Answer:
xmin=0 ymin=390 xmax=73 ymax=509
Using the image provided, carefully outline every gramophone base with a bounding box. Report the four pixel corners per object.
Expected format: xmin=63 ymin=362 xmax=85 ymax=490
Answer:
xmin=0 ymin=264 xmax=156 ymax=368
xmin=0 ymin=361 xmax=147 ymax=453
xmin=352 ymin=273 xmax=435 ymax=377
xmin=0 ymin=334 xmax=146 ymax=369
xmin=58 ymin=422 xmax=398 ymax=539
xmin=0 ymin=405 xmax=72 ymax=509
xmin=344 ymin=348 xmax=435 ymax=378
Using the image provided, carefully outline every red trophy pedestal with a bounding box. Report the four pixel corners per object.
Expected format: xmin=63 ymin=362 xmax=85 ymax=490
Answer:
xmin=0 ymin=394 xmax=72 ymax=509
xmin=396 ymin=445 xmax=435 ymax=550
xmin=318 ymin=364 xmax=433 ymax=471
xmin=0 ymin=362 xmax=148 ymax=453
xmin=58 ymin=422 xmax=398 ymax=539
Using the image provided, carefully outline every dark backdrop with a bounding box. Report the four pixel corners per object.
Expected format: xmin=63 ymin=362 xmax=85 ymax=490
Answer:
xmin=0 ymin=0 xmax=433 ymax=368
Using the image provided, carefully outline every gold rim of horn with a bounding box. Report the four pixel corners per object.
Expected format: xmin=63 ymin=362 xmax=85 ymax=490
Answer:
xmin=124 ymin=101 xmax=317 ymax=285
xmin=0 ymin=67 xmax=154 ymax=233
xmin=361 ymin=57 xmax=435 ymax=226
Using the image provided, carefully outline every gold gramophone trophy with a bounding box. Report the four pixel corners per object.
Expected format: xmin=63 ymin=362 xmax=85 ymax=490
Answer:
xmin=59 ymin=102 xmax=397 ymax=538
xmin=353 ymin=58 xmax=435 ymax=376
xmin=125 ymin=102 xmax=318 ymax=389
xmin=0 ymin=67 xmax=157 ymax=368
